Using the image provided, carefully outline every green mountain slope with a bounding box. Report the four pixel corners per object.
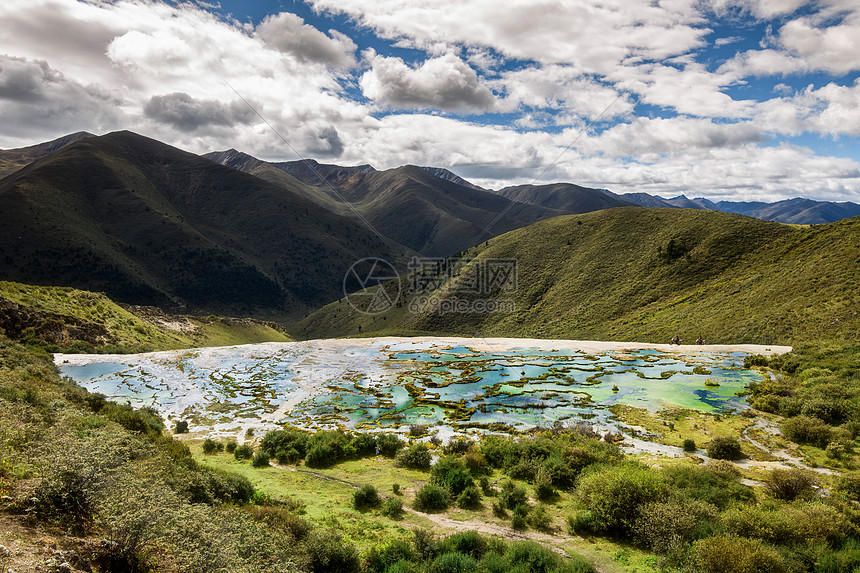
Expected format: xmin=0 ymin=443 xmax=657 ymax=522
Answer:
xmin=297 ymin=208 xmax=860 ymax=346
xmin=0 ymin=131 xmax=412 ymax=321
xmin=0 ymin=280 xmax=290 ymax=353
xmin=206 ymin=150 xmax=573 ymax=257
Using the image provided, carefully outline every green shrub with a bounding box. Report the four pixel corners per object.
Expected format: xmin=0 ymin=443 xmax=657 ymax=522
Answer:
xmin=377 ymin=433 xmax=404 ymax=457
xmin=499 ymin=480 xmax=528 ymax=510
xmin=431 ymin=457 xmax=474 ymax=496
xmin=781 ymin=415 xmax=832 ymax=448
xmin=414 ymin=483 xmax=449 ymax=512
xmin=260 ymin=429 xmax=308 ymax=458
xmin=202 ymin=438 xmax=221 ymax=454
xmin=682 ymin=438 xmax=697 ymax=452
xmin=225 ymin=440 xmax=237 ymax=453
xmin=174 ymin=420 xmax=188 ymax=434
xmin=305 ymin=431 xmax=355 ymax=468
xmin=528 ymin=503 xmax=553 ymax=531
xmin=456 ymin=485 xmax=483 ymax=509
xmin=305 ymin=530 xmax=361 ymax=573
xmin=692 ymin=534 xmax=786 ymax=573
xmin=413 ymin=528 xmax=440 ymax=561
xmin=275 ymin=446 xmax=302 ymax=465
xmin=764 ymin=468 xmax=817 ymax=500
xmin=491 ymin=501 xmax=507 ymax=518
xmin=351 ymin=433 xmax=377 ymax=457
xmin=430 ymin=552 xmax=477 ymax=573
xmin=835 ymin=471 xmax=860 ymax=501
xmin=353 ymin=484 xmax=380 ymax=510
xmin=392 ymin=483 xmax=401 ymax=495
xmin=723 ymin=501 xmax=847 ymax=546
xmin=575 ymin=464 xmax=668 ymax=538
xmin=534 ymin=467 xmax=556 ymax=501
xmin=366 ymin=540 xmax=416 ymax=573
xmin=395 ymin=443 xmax=432 ymax=470
xmin=251 ymin=451 xmax=270 ymax=468
xmin=633 ymin=498 xmax=719 ymax=553
xmin=440 ymin=531 xmax=488 ymax=559
xmin=234 ymin=444 xmax=253 ymax=460
xmin=511 ymin=504 xmax=529 ymax=530
xmin=567 ymin=511 xmax=595 ymax=535
xmin=381 ymin=497 xmax=403 ymax=519
xmin=706 ymin=437 xmax=743 ymax=460
xmin=664 ymin=463 xmax=753 ymax=509
xmin=505 ymin=540 xmax=595 ymax=573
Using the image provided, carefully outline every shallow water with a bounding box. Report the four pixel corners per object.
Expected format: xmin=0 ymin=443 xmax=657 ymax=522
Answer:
xmin=56 ymin=339 xmax=763 ymax=442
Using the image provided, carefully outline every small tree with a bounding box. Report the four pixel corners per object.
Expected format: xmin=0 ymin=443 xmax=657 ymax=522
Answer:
xmin=414 ymin=484 xmax=449 ymax=512
xmin=457 ymin=485 xmax=483 ymax=509
xmin=381 ymin=497 xmax=403 ymax=519
xmin=682 ymin=439 xmax=697 ymax=452
xmin=174 ymin=420 xmax=189 ymax=434
xmin=202 ymin=438 xmax=219 ymax=454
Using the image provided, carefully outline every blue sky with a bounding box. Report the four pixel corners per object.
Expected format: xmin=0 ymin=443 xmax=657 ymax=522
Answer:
xmin=1 ymin=0 xmax=859 ymax=202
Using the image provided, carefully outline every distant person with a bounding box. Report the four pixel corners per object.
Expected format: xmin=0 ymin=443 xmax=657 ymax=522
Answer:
xmin=696 ymin=336 xmax=704 ymax=345
xmin=670 ymin=335 xmax=680 ymax=345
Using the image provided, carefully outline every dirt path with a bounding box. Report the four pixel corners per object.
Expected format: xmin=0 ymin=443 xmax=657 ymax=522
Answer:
xmin=737 ymin=417 xmax=837 ymax=475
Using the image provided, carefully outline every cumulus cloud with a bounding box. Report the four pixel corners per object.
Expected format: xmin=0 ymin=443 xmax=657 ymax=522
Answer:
xmin=256 ymin=12 xmax=357 ymax=69
xmin=360 ymin=53 xmax=497 ymax=112
xmin=0 ymin=55 xmax=121 ymax=140
xmin=310 ymin=0 xmax=708 ymax=75
xmin=143 ymin=93 xmax=256 ymax=132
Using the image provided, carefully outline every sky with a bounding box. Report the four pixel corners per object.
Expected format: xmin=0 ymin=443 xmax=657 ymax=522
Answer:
xmin=1 ymin=0 xmax=859 ymax=202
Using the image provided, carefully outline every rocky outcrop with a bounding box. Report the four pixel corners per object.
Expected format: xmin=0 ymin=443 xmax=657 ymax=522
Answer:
xmin=0 ymin=298 xmax=109 ymax=346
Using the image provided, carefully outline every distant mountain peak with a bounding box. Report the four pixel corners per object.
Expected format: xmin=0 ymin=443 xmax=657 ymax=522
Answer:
xmin=417 ymin=166 xmax=484 ymax=190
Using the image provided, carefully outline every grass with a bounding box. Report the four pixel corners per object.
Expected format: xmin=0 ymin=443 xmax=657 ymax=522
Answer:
xmin=0 ymin=280 xmax=291 ymax=352
xmin=297 ymin=208 xmax=859 ymax=347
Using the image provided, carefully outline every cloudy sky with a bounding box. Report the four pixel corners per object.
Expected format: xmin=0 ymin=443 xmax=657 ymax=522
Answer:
xmin=1 ymin=0 xmax=859 ymax=202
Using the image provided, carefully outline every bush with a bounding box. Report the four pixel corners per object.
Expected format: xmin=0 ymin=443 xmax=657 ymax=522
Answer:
xmin=440 ymin=531 xmax=488 ymax=559
xmin=682 ymin=438 xmax=697 ymax=452
xmin=260 ymin=429 xmax=308 ymax=458
xmin=692 ymin=535 xmax=786 ymax=573
xmin=377 ymin=433 xmax=404 ymax=457
xmin=174 ymin=420 xmax=189 ymax=434
xmin=706 ymin=437 xmax=743 ymax=460
xmin=251 ymin=451 xmax=270 ymax=468
xmin=534 ymin=468 xmax=556 ymax=501
xmin=366 ymin=540 xmax=416 ymax=573
xmin=499 ymin=480 xmax=528 ymax=510
xmin=381 ymin=497 xmax=403 ymax=519
xmin=633 ymin=498 xmax=718 ymax=553
xmin=234 ymin=444 xmax=253 ymax=460
xmin=275 ymin=446 xmax=302 ymax=465
xmin=395 ymin=443 xmax=432 ymax=470
xmin=430 ymin=552 xmax=477 ymax=573
xmin=764 ymin=468 xmax=817 ymax=500
xmin=567 ymin=511 xmax=595 ymax=536
xmin=414 ymin=484 xmax=449 ymax=512
xmin=664 ymin=463 xmax=753 ymax=509
xmin=722 ymin=501 xmax=847 ymax=546
xmin=781 ymin=415 xmax=832 ymax=448
xmin=527 ymin=503 xmax=553 ymax=531
xmin=492 ymin=501 xmax=507 ymax=518
xmin=413 ymin=528 xmax=440 ymax=561
xmin=835 ymin=471 xmax=860 ymax=501
xmin=305 ymin=431 xmax=355 ymax=468
xmin=511 ymin=504 xmax=529 ymax=530
xmin=505 ymin=540 xmax=595 ymax=573
xmin=305 ymin=530 xmax=361 ymax=573
xmin=353 ymin=484 xmax=380 ymax=510
xmin=575 ymin=464 xmax=668 ymax=538
xmin=456 ymin=485 xmax=483 ymax=509
xmin=351 ymin=433 xmax=377 ymax=457
xmin=225 ymin=440 xmax=237 ymax=453
xmin=202 ymin=438 xmax=223 ymax=454
xmin=431 ymin=457 xmax=474 ymax=496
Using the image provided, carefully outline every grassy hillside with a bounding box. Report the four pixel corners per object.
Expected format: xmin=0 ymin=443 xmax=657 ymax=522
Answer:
xmin=0 ymin=281 xmax=290 ymax=353
xmin=0 ymin=131 xmax=412 ymax=321
xmin=297 ymin=208 xmax=859 ymax=347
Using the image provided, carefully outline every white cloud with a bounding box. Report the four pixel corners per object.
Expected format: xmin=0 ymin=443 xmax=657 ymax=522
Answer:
xmin=360 ymin=52 xmax=497 ymax=113
xmin=256 ymin=12 xmax=357 ymax=69
xmin=310 ymin=0 xmax=708 ymax=75
xmin=777 ymin=15 xmax=860 ymax=74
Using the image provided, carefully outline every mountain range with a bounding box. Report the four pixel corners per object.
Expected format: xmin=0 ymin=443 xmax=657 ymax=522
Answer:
xmin=2 ymin=130 xmax=858 ymax=324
